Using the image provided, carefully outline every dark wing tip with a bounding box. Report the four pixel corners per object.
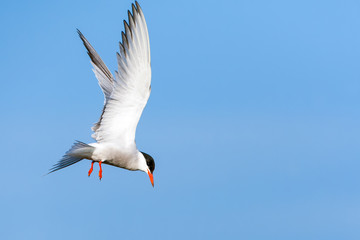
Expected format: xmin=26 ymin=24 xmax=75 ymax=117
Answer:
xmin=135 ymin=1 xmax=141 ymax=11
xmin=76 ymin=29 xmax=89 ymax=47
xmin=135 ymin=1 xmax=144 ymax=16
xmin=118 ymin=42 xmax=126 ymax=57
xmin=121 ymin=30 xmax=129 ymax=48
xmin=124 ymin=15 xmax=133 ymax=33
xmin=127 ymin=9 xmax=135 ymax=28
xmin=132 ymin=3 xmax=137 ymax=15
xmin=76 ymin=29 xmax=85 ymax=40
xmin=123 ymin=19 xmax=130 ymax=30
xmin=75 ymin=29 xmax=115 ymax=84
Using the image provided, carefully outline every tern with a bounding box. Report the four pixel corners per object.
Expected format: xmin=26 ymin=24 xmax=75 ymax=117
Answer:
xmin=49 ymin=1 xmax=155 ymax=186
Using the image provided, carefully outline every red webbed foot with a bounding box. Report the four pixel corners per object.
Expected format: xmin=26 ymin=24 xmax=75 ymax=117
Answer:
xmin=88 ymin=161 xmax=94 ymax=176
xmin=98 ymin=161 xmax=102 ymax=180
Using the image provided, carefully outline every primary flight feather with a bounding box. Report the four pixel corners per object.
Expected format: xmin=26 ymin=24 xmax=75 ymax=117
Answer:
xmin=49 ymin=1 xmax=155 ymax=186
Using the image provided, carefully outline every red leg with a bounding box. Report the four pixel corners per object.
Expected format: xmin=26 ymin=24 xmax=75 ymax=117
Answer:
xmin=98 ymin=161 xmax=102 ymax=180
xmin=88 ymin=161 xmax=94 ymax=176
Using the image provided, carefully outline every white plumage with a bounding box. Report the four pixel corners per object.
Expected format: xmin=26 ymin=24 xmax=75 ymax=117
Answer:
xmin=49 ymin=1 xmax=155 ymax=186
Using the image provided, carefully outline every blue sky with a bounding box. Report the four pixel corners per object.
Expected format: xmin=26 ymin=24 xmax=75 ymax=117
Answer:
xmin=1 ymin=0 xmax=360 ymax=239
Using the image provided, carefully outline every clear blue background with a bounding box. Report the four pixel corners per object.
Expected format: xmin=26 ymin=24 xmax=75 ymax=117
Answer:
xmin=1 ymin=0 xmax=360 ymax=239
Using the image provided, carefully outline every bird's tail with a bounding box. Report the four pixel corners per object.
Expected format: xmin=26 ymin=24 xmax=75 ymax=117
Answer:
xmin=48 ymin=141 xmax=95 ymax=174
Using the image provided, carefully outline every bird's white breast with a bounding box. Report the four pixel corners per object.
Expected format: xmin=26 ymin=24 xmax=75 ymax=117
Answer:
xmin=89 ymin=142 xmax=140 ymax=170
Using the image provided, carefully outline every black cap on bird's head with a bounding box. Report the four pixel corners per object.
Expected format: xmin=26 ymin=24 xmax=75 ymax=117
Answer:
xmin=141 ymin=152 xmax=155 ymax=187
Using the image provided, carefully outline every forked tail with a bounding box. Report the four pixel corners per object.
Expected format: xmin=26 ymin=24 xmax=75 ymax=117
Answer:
xmin=48 ymin=141 xmax=95 ymax=174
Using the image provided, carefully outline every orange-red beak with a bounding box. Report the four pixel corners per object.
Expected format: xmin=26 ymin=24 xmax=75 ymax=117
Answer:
xmin=147 ymin=169 xmax=154 ymax=187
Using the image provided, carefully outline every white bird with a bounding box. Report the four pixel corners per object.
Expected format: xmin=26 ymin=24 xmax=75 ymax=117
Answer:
xmin=49 ymin=1 xmax=155 ymax=187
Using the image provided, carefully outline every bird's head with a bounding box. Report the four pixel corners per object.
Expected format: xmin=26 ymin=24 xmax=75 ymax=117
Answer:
xmin=141 ymin=152 xmax=155 ymax=187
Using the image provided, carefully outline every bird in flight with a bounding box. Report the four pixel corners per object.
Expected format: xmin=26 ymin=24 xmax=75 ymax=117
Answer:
xmin=49 ymin=1 xmax=155 ymax=187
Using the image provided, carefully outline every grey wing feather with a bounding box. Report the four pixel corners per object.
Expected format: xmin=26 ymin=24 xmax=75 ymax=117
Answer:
xmin=77 ymin=29 xmax=115 ymax=133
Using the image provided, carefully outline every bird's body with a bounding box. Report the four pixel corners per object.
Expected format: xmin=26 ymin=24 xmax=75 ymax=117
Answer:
xmin=89 ymin=142 xmax=144 ymax=171
xmin=49 ymin=1 xmax=155 ymax=186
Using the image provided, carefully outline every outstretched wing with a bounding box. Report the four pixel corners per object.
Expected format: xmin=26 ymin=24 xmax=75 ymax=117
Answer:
xmin=77 ymin=29 xmax=114 ymax=99
xmin=80 ymin=1 xmax=151 ymax=145
xmin=77 ymin=29 xmax=115 ymax=133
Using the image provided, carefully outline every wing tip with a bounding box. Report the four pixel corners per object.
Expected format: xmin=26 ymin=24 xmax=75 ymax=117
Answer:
xmin=121 ymin=31 xmax=129 ymax=48
xmin=76 ymin=28 xmax=86 ymax=42
xmin=135 ymin=1 xmax=143 ymax=14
